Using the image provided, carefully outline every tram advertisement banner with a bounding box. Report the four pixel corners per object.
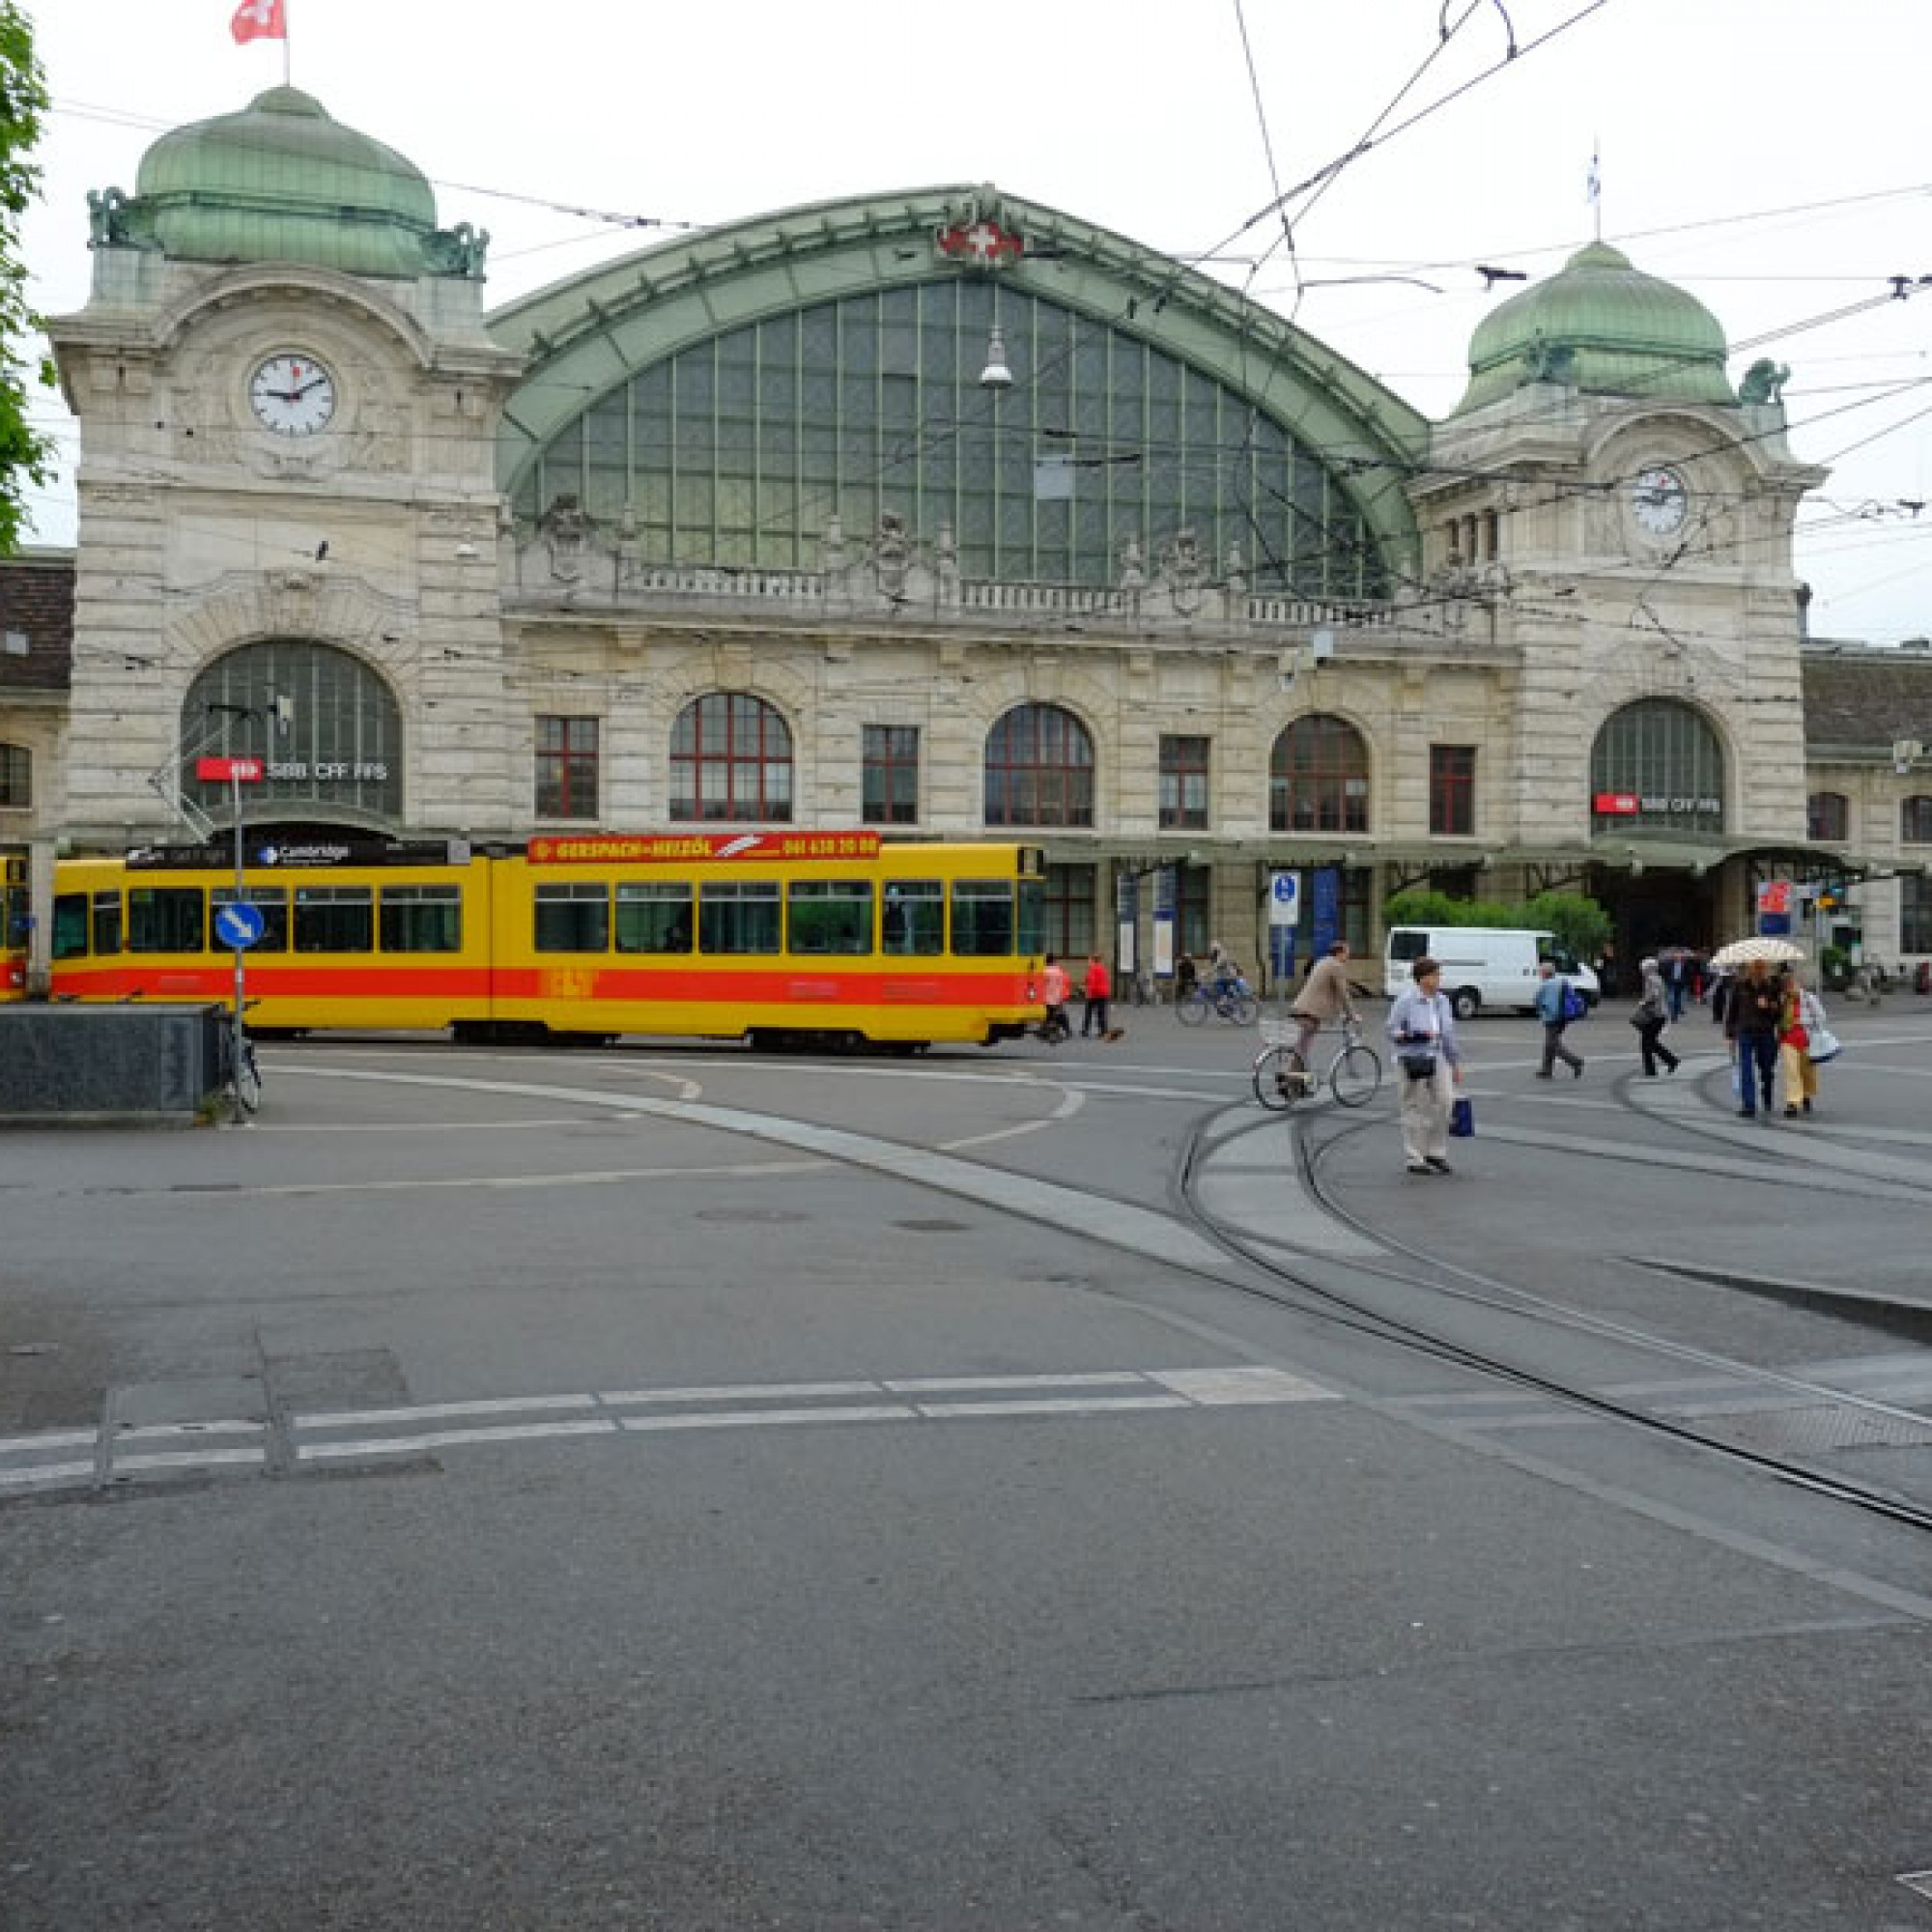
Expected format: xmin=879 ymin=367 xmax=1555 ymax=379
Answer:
xmin=526 ymin=831 xmax=884 ymax=866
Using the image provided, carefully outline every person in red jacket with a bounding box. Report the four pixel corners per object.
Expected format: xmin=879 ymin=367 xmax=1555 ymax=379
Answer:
xmin=1081 ymin=954 xmax=1112 ymax=1037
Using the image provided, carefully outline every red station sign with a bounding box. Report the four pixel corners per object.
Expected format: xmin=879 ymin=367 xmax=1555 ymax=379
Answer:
xmin=195 ymin=756 xmax=265 ymax=783
xmin=1592 ymin=791 xmax=1640 ymax=816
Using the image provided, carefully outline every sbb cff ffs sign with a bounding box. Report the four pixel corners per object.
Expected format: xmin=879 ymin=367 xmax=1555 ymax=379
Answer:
xmin=195 ymin=756 xmax=264 ymax=783
xmin=1592 ymin=792 xmax=1641 ymax=816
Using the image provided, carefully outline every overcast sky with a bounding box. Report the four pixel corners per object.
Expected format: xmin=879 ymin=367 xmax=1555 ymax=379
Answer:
xmin=21 ymin=0 xmax=1932 ymax=642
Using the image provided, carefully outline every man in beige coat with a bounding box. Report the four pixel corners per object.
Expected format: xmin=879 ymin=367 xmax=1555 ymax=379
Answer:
xmin=1292 ymin=941 xmax=1362 ymax=1065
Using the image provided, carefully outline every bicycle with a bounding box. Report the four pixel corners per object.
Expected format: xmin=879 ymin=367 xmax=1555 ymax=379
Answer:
xmin=213 ymin=1003 xmax=262 ymax=1116
xmin=1177 ymin=979 xmax=1260 ymax=1027
xmin=1252 ymin=1015 xmax=1381 ymax=1110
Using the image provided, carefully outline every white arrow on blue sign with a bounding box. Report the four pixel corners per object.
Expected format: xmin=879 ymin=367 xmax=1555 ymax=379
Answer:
xmin=1266 ymin=870 xmax=1301 ymax=926
xmin=214 ymin=901 xmax=267 ymax=950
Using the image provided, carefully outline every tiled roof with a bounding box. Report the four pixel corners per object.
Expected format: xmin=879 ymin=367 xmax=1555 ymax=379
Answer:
xmin=0 ymin=552 xmax=75 ymax=695
xmin=1802 ymin=648 xmax=1932 ymax=753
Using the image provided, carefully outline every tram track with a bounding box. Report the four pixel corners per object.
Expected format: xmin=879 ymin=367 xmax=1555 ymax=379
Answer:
xmin=1175 ymin=1093 xmax=1932 ymax=1538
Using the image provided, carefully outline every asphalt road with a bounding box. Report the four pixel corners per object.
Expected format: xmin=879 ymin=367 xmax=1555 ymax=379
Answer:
xmin=5 ymin=995 xmax=1932 ymax=1929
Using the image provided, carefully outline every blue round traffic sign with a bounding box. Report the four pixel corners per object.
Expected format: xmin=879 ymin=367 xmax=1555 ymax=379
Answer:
xmin=215 ymin=901 xmax=267 ymax=950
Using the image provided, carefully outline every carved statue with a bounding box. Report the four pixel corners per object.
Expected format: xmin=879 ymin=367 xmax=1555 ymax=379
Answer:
xmin=539 ymin=493 xmax=592 ymax=582
xmin=1521 ymin=340 xmax=1577 ymax=386
xmin=874 ymin=511 xmax=911 ymax=598
xmin=1738 ymin=358 xmax=1790 ymax=406
xmin=427 ymin=221 xmax=492 ymax=278
xmin=820 ymin=514 xmax=847 ymax=574
xmin=1119 ymin=537 xmax=1146 ymax=591
xmin=86 ymin=186 xmax=137 ymax=249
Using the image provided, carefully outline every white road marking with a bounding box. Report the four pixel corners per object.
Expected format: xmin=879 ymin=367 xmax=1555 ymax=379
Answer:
xmin=0 ymin=1363 xmax=1341 ymax=1493
xmin=115 ymin=1419 xmax=263 ymax=1440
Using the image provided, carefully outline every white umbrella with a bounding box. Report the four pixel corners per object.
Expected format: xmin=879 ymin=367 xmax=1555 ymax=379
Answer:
xmin=1710 ymin=935 xmax=1804 ymax=967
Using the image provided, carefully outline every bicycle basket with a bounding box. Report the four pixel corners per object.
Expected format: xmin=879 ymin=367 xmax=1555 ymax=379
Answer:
xmin=1257 ymin=1019 xmax=1296 ymax=1048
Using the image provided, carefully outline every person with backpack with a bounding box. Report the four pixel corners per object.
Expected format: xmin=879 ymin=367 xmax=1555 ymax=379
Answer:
xmin=1533 ymin=958 xmax=1585 ymax=1079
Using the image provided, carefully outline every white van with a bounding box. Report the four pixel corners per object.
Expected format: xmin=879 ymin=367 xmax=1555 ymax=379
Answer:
xmin=1383 ymin=926 xmax=1601 ymax=1019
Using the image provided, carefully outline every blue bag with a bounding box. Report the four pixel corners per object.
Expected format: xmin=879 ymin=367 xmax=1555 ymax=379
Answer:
xmin=1450 ymin=1096 xmax=1475 ymax=1138
xmin=1560 ymin=980 xmax=1587 ymax=1023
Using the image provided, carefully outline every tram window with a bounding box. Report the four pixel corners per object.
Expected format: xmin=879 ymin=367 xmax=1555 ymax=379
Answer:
xmin=52 ymin=893 xmax=90 ymax=959
xmin=952 ymin=879 xmax=1015 ymax=955
xmin=882 ymin=879 xmax=944 ymax=955
xmin=380 ymin=885 xmax=462 ymax=953
xmin=92 ymin=891 xmax=123 ymax=955
xmin=535 ymin=881 xmax=610 ymax=952
xmin=787 ymin=879 xmax=872 ymax=955
xmin=615 ymin=881 xmax=693 ymax=953
xmin=213 ymin=887 xmax=288 ymax=953
xmin=698 ymin=880 xmax=781 ymax=954
xmin=294 ymin=887 xmax=373 ymax=953
xmin=128 ymin=887 xmax=205 ymax=954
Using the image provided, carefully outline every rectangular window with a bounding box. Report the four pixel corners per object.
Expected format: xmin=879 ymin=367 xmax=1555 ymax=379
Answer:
xmin=379 ymin=885 xmax=462 ymax=953
xmin=1159 ymin=735 xmax=1210 ymax=830
xmin=1903 ymin=875 xmax=1932 ymax=953
xmin=699 ymin=880 xmax=781 ymax=954
xmin=1430 ymin=745 xmax=1476 ymax=837
xmin=534 ymin=881 xmax=610 ymax=952
xmin=862 ymin=725 xmax=921 ymax=826
xmin=128 ymin=888 xmax=205 ymax=954
xmin=952 ymin=879 xmax=1015 ymax=956
xmin=1903 ymin=797 xmax=1932 ymax=844
xmin=213 ymin=887 xmax=288 ymax=953
xmin=536 ymin=716 xmax=601 ymax=820
xmin=294 ymin=887 xmax=373 ymax=954
xmin=52 ymin=893 xmax=89 ymax=959
xmin=1041 ymin=863 xmax=1097 ymax=959
xmin=615 ymin=881 xmax=694 ymax=953
xmin=882 ymin=878 xmax=945 ymax=955
xmin=1807 ymin=792 xmax=1850 ymax=842
xmin=92 ymin=891 xmax=123 ymax=955
xmin=787 ymin=879 xmax=873 ymax=954
xmin=0 ymin=743 xmax=29 ymax=810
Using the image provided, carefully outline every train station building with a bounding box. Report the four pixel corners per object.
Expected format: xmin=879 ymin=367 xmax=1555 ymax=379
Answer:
xmin=8 ymin=84 xmax=1932 ymax=987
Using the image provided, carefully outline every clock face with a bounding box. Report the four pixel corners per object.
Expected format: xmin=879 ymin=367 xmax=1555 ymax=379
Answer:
xmin=1632 ymin=466 xmax=1689 ymax=537
xmin=248 ymin=353 xmax=337 ymax=437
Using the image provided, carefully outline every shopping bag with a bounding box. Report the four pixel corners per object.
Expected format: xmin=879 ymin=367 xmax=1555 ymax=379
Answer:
xmin=1808 ymin=1027 xmax=1842 ymax=1065
xmin=1449 ymin=1096 xmax=1475 ymax=1138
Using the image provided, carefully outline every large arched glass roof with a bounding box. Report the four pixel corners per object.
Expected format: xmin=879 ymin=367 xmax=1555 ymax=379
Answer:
xmin=494 ymin=186 xmax=1426 ymax=597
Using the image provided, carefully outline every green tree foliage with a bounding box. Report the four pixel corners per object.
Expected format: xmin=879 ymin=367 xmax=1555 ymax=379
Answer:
xmin=1383 ymin=886 xmax=1613 ymax=961
xmin=0 ymin=2 xmax=52 ymax=556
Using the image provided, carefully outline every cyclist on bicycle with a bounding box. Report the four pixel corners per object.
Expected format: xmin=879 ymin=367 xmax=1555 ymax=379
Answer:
xmin=1207 ymin=942 xmax=1242 ymax=1001
xmin=1291 ymin=940 xmax=1361 ymax=1065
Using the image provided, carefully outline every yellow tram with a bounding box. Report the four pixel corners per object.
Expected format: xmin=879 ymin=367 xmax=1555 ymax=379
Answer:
xmin=48 ymin=833 xmax=1048 ymax=1049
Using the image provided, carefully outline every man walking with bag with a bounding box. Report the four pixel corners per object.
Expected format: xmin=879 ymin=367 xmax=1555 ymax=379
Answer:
xmin=1534 ymin=959 xmax=1585 ymax=1079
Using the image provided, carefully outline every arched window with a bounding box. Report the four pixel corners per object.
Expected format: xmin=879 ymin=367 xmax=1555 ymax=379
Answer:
xmin=1807 ymin=791 xmax=1850 ymax=842
xmin=1904 ymin=796 xmax=1932 ymax=844
xmin=669 ymin=693 xmax=793 ymax=822
xmin=181 ymin=640 xmax=403 ymax=822
xmin=1589 ymin=700 xmax=1724 ymax=834
xmin=1270 ymin=715 xmax=1370 ymax=834
xmin=983 ymin=703 xmax=1094 ymax=828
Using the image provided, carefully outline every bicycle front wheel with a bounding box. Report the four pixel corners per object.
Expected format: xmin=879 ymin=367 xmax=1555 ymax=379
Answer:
xmin=1228 ymin=994 xmax=1260 ymax=1027
xmin=1177 ymin=991 xmax=1208 ymax=1027
xmin=1329 ymin=1043 xmax=1380 ymax=1108
xmin=1252 ymin=1045 xmax=1309 ymax=1111
xmin=235 ymin=1050 xmax=262 ymax=1115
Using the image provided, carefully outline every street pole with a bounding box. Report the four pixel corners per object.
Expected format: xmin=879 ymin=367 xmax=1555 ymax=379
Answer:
xmin=231 ymin=767 xmax=247 ymax=1126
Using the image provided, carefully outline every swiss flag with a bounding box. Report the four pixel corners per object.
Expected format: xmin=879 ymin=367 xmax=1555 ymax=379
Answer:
xmin=231 ymin=0 xmax=287 ymax=43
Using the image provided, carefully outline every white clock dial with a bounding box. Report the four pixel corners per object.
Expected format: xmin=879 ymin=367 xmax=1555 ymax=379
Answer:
xmin=248 ymin=353 xmax=337 ymax=437
xmin=1632 ymin=465 xmax=1689 ymax=537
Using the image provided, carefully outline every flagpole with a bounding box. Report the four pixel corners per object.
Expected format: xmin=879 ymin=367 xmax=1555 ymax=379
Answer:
xmin=283 ymin=0 xmax=292 ymax=85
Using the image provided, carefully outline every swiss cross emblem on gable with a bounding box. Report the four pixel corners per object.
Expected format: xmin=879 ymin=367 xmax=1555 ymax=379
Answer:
xmin=935 ymin=217 xmax=1025 ymax=267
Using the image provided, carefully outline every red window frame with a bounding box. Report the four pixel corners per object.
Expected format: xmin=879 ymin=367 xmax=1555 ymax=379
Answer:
xmin=1269 ymin=714 xmax=1370 ymax=834
xmin=535 ymin=716 xmax=600 ymax=820
xmin=862 ymin=724 xmax=921 ymax=826
xmin=983 ymin=703 xmax=1094 ymax=829
xmin=670 ymin=693 xmax=795 ymax=823
xmin=1429 ymin=744 xmax=1476 ymax=837
xmin=1158 ymin=735 xmax=1210 ymax=830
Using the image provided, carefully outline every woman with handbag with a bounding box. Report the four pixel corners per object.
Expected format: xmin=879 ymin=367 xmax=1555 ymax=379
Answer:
xmin=1779 ymin=968 xmax=1826 ymax=1118
xmin=1631 ymin=955 xmax=1681 ymax=1076
xmin=1386 ymin=954 xmax=1462 ymax=1176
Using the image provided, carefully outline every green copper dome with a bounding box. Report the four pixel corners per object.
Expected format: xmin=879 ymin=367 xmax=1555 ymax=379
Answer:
xmin=128 ymin=86 xmax=441 ymax=278
xmin=1454 ymin=241 xmax=1734 ymax=415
